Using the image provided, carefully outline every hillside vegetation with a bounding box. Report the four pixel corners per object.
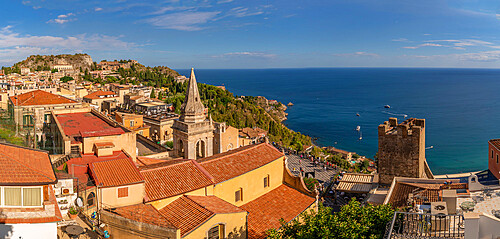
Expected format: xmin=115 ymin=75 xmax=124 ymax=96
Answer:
xmin=8 ymin=54 xmax=93 ymax=73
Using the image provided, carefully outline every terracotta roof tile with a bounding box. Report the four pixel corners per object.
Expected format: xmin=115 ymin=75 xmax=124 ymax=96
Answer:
xmin=111 ymin=204 xmax=175 ymax=229
xmin=240 ymin=184 xmax=316 ymax=239
xmin=490 ymin=139 xmax=500 ymax=150
xmin=185 ymin=195 xmax=245 ymax=214
xmin=198 ymin=143 xmax=283 ymax=183
xmin=83 ymin=90 xmax=117 ymax=100
xmin=140 ymin=160 xmax=214 ymax=202
xmin=55 ymin=112 xmax=124 ymax=137
xmin=158 ymin=196 xmax=214 ymax=236
xmin=0 ymin=143 xmax=56 ymax=184
xmin=89 ymin=157 xmax=144 ymax=187
xmin=9 ymin=90 xmax=77 ymax=106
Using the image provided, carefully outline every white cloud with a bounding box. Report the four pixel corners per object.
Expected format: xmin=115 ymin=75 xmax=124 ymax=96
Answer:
xmin=0 ymin=26 xmax=136 ymax=65
xmin=225 ymin=7 xmax=263 ymax=18
xmin=148 ymin=6 xmax=195 ymax=15
xmin=392 ymin=38 xmax=409 ymax=42
xmin=405 ymin=50 xmax=500 ymax=63
xmin=213 ymin=51 xmax=277 ymax=58
xmin=95 ymin=7 xmax=103 ymax=12
xmin=403 ymin=43 xmax=442 ymax=49
xmin=217 ymin=0 xmax=234 ymax=3
xmin=145 ymin=11 xmax=220 ymax=31
xmin=426 ymin=39 xmax=497 ymax=49
xmin=47 ymin=13 xmax=76 ymax=24
xmin=334 ymin=52 xmax=380 ymax=57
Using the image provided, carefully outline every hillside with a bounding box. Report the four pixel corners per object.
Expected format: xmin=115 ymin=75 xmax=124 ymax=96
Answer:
xmin=13 ymin=53 xmax=93 ymax=72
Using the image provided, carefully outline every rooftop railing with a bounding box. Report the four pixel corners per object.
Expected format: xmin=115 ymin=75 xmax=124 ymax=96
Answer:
xmin=385 ymin=211 xmax=464 ymax=239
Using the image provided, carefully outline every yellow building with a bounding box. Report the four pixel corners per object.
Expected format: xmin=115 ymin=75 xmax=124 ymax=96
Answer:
xmin=102 ymin=143 xmax=317 ymax=239
xmin=115 ymin=112 xmax=150 ymax=137
xmin=214 ymin=122 xmax=239 ymax=154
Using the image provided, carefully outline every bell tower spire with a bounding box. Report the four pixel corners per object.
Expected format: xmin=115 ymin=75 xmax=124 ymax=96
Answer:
xmin=179 ymin=68 xmax=206 ymax=123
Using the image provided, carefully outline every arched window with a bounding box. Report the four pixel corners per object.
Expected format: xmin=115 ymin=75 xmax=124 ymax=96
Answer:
xmin=207 ymin=224 xmax=225 ymax=239
xmin=196 ymin=140 xmax=206 ymax=158
xmin=87 ymin=192 xmax=95 ymax=206
xmin=227 ymin=143 xmax=233 ymax=151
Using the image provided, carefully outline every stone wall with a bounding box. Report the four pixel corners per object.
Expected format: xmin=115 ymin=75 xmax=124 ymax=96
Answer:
xmin=378 ymin=117 xmax=429 ymax=185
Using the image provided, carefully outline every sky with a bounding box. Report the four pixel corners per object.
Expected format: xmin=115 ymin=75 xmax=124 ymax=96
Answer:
xmin=2 ymin=0 xmax=500 ymax=68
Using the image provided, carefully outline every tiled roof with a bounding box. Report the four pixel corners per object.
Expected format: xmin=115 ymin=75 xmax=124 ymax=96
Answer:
xmin=94 ymin=142 xmax=115 ymax=148
xmin=55 ymin=112 xmax=124 ymax=138
xmin=136 ymin=158 xmax=186 ymax=169
xmin=0 ymin=143 xmax=56 ymax=184
xmin=89 ymin=157 xmax=144 ymax=188
xmin=111 ymin=204 xmax=175 ymax=229
xmin=490 ymin=139 xmax=500 ymax=150
xmin=158 ymin=196 xmax=213 ymax=236
xmin=83 ymin=90 xmax=117 ymax=100
xmin=140 ymin=160 xmax=214 ymax=202
xmin=186 ymin=195 xmax=245 ymax=214
xmin=198 ymin=143 xmax=284 ymax=183
xmin=9 ymin=90 xmax=77 ymax=106
xmin=240 ymin=184 xmax=316 ymax=239
xmin=239 ymin=127 xmax=268 ymax=139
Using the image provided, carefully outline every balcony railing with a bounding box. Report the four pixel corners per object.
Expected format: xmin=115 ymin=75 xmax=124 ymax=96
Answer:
xmin=385 ymin=211 xmax=465 ymax=239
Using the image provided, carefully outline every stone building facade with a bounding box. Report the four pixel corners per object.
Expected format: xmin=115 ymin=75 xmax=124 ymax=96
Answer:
xmin=378 ymin=117 xmax=434 ymax=185
xmin=172 ymin=68 xmax=214 ymax=159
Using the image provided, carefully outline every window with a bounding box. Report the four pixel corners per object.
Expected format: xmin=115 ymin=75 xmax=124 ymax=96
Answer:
xmin=23 ymin=188 xmax=41 ymax=206
xmin=3 ymin=187 xmax=41 ymax=207
xmin=235 ymin=188 xmax=243 ymax=202
xmin=87 ymin=192 xmax=95 ymax=206
xmin=492 ymin=150 xmax=494 ymax=158
xmin=497 ymin=155 xmax=499 ymax=164
xmin=130 ymin=120 xmax=135 ymax=127
xmin=207 ymin=224 xmax=225 ymax=239
xmin=118 ymin=187 xmax=128 ymax=198
xmin=4 ymin=187 xmax=21 ymax=206
xmin=264 ymin=175 xmax=270 ymax=188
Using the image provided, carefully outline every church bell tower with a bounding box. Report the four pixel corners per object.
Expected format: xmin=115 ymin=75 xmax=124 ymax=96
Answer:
xmin=172 ymin=68 xmax=214 ymax=159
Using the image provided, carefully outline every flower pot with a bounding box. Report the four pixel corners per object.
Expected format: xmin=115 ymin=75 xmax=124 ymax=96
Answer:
xmin=69 ymin=213 xmax=78 ymax=219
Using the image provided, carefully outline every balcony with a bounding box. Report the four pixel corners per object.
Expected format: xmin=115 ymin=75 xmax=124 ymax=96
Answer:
xmin=385 ymin=211 xmax=465 ymax=239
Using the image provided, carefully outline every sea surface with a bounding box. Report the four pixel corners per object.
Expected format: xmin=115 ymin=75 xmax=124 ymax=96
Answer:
xmin=176 ymin=68 xmax=500 ymax=175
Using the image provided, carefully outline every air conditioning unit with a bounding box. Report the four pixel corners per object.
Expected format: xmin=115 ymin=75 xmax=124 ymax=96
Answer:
xmin=431 ymin=202 xmax=450 ymax=231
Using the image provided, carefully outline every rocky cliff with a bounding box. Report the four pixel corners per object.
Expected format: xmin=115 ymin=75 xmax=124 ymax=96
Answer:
xmin=13 ymin=54 xmax=93 ymax=72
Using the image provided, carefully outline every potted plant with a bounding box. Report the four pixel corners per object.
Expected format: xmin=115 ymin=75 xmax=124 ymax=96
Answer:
xmin=68 ymin=206 xmax=79 ymax=219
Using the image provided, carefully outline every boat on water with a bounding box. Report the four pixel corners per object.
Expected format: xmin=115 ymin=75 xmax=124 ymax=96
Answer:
xmin=356 ymin=113 xmax=360 ymax=117
xmin=384 ymin=105 xmax=391 ymax=109
xmin=355 ymin=126 xmax=360 ymax=131
xmin=359 ymin=132 xmax=363 ymax=140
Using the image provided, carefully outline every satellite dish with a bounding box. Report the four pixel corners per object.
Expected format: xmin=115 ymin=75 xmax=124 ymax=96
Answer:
xmin=76 ymin=197 xmax=83 ymax=207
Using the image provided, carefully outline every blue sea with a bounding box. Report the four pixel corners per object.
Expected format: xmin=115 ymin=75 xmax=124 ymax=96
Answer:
xmin=176 ymin=68 xmax=500 ymax=175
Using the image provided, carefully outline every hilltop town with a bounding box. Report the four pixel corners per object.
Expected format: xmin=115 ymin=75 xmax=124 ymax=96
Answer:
xmin=0 ymin=54 xmax=498 ymax=239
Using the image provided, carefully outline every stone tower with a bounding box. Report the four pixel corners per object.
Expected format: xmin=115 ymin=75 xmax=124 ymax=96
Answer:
xmin=172 ymin=68 xmax=214 ymax=159
xmin=377 ymin=117 xmax=433 ymax=185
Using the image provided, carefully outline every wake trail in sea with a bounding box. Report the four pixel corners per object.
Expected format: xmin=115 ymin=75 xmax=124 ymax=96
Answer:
xmin=381 ymin=111 xmax=408 ymax=118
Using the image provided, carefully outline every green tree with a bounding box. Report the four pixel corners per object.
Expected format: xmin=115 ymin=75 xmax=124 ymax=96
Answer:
xmin=150 ymin=88 xmax=156 ymax=98
xmin=60 ymin=76 xmax=74 ymax=83
xmin=267 ymin=199 xmax=394 ymax=239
